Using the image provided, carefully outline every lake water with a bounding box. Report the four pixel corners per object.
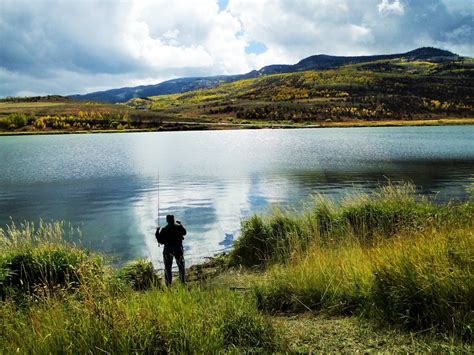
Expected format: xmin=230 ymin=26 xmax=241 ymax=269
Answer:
xmin=1 ymin=126 xmax=473 ymax=267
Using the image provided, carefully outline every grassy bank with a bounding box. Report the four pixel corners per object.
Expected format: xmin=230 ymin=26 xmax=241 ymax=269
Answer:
xmin=229 ymin=184 xmax=473 ymax=340
xmin=1 ymin=184 xmax=472 ymax=352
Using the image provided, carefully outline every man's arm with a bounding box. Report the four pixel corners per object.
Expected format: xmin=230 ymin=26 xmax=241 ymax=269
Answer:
xmin=176 ymin=221 xmax=187 ymax=236
xmin=156 ymin=226 xmax=165 ymax=244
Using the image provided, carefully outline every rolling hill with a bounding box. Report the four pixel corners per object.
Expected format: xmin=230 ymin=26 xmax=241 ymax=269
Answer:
xmin=70 ymin=47 xmax=460 ymax=103
xmin=2 ymin=47 xmax=472 ymax=134
xmin=124 ymin=49 xmax=473 ymax=123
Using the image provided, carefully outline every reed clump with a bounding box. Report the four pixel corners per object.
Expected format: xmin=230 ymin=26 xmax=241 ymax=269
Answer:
xmin=115 ymin=259 xmax=162 ymax=290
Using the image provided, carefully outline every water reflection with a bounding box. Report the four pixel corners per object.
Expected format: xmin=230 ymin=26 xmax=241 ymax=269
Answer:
xmin=0 ymin=127 xmax=473 ymax=267
xmin=138 ymin=160 xmax=474 ymax=267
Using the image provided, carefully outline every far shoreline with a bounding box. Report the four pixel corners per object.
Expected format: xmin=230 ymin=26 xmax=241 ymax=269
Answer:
xmin=0 ymin=117 xmax=473 ymax=137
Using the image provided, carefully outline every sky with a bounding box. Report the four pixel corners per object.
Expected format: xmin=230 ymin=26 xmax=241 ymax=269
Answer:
xmin=0 ymin=0 xmax=472 ymax=97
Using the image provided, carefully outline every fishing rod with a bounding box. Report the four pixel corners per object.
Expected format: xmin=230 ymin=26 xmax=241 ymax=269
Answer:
xmin=157 ymin=169 xmax=160 ymax=230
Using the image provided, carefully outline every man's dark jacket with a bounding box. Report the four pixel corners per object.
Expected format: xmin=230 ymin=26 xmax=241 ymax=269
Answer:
xmin=156 ymin=223 xmax=186 ymax=247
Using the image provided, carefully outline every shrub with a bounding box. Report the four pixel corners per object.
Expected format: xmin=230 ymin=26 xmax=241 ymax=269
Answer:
xmin=0 ymin=113 xmax=30 ymax=129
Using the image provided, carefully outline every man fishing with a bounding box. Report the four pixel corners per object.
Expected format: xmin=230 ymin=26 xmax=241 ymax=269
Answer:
xmin=155 ymin=214 xmax=187 ymax=286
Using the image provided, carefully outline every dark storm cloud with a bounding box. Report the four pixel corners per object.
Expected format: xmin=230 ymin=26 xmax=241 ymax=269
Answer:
xmin=372 ymin=0 xmax=473 ymax=52
xmin=0 ymin=1 xmax=139 ymax=76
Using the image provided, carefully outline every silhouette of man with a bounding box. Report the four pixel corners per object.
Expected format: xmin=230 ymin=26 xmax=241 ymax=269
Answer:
xmin=155 ymin=215 xmax=187 ymax=286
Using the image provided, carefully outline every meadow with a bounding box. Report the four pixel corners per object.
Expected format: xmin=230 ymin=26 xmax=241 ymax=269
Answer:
xmin=0 ymin=184 xmax=472 ymax=352
xmin=0 ymin=96 xmax=201 ymax=134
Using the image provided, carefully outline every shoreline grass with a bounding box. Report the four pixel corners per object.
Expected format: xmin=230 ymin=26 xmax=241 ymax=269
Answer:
xmin=228 ymin=184 xmax=473 ymax=340
xmin=0 ymin=117 xmax=473 ymax=136
xmin=1 ymin=183 xmax=472 ymax=352
xmin=0 ymin=222 xmax=275 ymax=353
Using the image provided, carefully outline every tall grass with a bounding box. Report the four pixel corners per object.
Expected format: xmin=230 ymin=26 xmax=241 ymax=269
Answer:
xmin=253 ymin=228 xmax=473 ymax=335
xmin=372 ymin=228 xmax=473 ymax=335
xmin=0 ymin=287 xmax=274 ymax=353
xmin=0 ymin=221 xmax=275 ymax=353
xmin=0 ymin=221 xmax=104 ymax=299
xmin=235 ymin=184 xmax=473 ymax=338
xmin=1 ymin=183 xmax=472 ymax=350
xmin=230 ymin=183 xmax=473 ymax=267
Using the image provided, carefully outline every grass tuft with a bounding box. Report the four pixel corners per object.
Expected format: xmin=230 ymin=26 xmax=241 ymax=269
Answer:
xmin=0 ymin=221 xmax=103 ymax=299
xmin=115 ymin=259 xmax=161 ymax=291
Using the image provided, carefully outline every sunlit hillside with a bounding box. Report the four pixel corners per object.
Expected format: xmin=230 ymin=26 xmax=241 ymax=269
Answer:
xmin=127 ymin=57 xmax=474 ymax=123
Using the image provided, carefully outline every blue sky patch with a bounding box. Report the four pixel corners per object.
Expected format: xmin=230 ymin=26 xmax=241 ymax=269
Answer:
xmin=218 ymin=0 xmax=229 ymax=11
xmin=246 ymin=40 xmax=268 ymax=55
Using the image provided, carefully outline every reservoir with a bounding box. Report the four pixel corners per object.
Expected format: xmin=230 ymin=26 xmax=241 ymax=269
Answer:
xmin=1 ymin=126 xmax=473 ymax=266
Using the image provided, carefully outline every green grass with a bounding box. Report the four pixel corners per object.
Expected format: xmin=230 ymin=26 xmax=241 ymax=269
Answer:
xmin=0 ymin=102 xmax=66 ymax=108
xmin=253 ymin=227 xmax=473 ymax=335
xmin=228 ymin=184 xmax=473 ymax=339
xmin=0 ymin=221 xmax=275 ymax=353
xmin=0 ymin=221 xmax=104 ymax=299
xmin=115 ymin=259 xmax=161 ymax=290
xmin=230 ymin=183 xmax=473 ymax=267
xmin=1 ymin=184 xmax=472 ymax=352
xmin=0 ymin=287 xmax=274 ymax=353
xmin=274 ymin=314 xmax=472 ymax=353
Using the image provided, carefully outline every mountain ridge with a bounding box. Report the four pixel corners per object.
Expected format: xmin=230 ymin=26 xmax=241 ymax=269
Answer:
xmin=70 ymin=47 xmax=459 ymax=103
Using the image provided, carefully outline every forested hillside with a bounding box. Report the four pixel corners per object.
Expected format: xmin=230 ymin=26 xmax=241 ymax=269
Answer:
xmin=126 ymin=55 xmax=474 ymax=122
xmin=71 ymin=47 xmax=466 ymax=104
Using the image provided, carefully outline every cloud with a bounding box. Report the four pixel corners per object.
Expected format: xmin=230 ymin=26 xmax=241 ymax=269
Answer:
xmin=228 ymin=0 xmax=472 ymax=59
xmin=0 ymin=0 xmax=253 ymax=96
xmin=378 ymin=0 xmax=405 ymax=16
xmin=0 ymin=0 xmax=472 ymax=97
